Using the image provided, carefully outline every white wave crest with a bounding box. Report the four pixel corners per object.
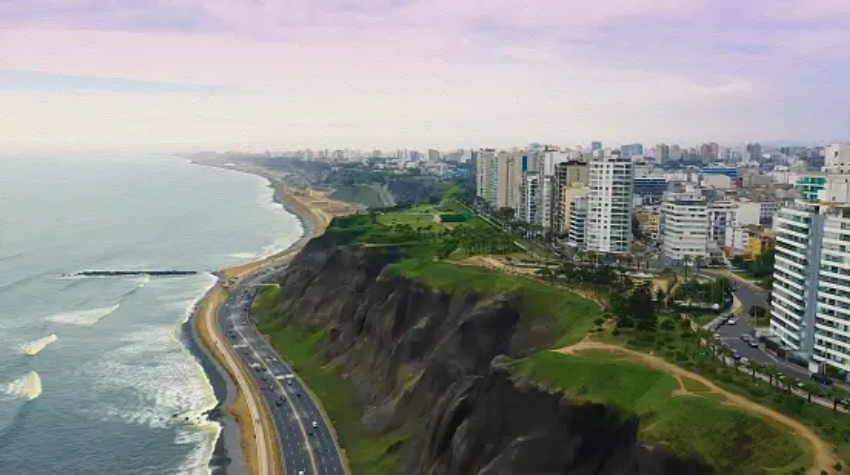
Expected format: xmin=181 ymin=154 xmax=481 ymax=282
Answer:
xmin=228 ymin=252 xmax=257 ymax=260
xmin=19 ymin=334 xmax=58 ymax=355
xmin=46 ymin=304 xmax=120 ymax=326
xmin=2 ymin=372 xmax=42 ymax=401
xmin=173 ymin=426 xmax=221 ymax=475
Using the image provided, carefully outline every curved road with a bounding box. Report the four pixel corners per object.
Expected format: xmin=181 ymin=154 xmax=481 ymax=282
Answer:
xmin=219 ymin=265 xmax=347 ymax=475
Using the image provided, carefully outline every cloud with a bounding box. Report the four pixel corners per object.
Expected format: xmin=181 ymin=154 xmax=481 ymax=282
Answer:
xmin=0 ymin=0 xmax=848 ymax=151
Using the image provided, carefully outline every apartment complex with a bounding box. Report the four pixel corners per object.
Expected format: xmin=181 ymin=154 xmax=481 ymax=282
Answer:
xmin=660 ymin=188 xmax=709 ymax=261
xmin=586 ymin=151 xmax=634 ymax=253
xmin=770 ymin=143 xmax=850 ymax=374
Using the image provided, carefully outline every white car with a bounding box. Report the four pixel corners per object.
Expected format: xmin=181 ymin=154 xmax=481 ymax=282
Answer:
xmin=312 ymin=421 xmax=318 ymax=429
xmin=726 ymin=318 xmax=738 ymax=325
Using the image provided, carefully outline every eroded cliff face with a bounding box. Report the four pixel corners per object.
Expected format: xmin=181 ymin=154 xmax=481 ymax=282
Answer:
xmin=272 ymin=235 xmax=711 ymax=475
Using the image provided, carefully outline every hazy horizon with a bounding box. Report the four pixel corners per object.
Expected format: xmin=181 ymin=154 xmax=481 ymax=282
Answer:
xmin=2 ymin=1 xmax=848 ymax=152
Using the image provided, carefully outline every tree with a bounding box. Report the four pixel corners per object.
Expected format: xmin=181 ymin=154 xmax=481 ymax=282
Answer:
xmin=682 ymin=255 xmax=692 ymax=280
xmin=800 ymin=381 xmax=818 ymax=404
xmin=746 ymin=359 xmax=762 ymax=382
xmin=827 ymin=386 xmax=844 ymax=413
xmin=764 ymin=365 xmax=780 ymax=388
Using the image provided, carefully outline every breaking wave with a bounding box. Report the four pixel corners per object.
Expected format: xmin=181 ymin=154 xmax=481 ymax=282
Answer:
xmin=228 ymin=252 xmax=257 ymax=260
xmin=1 ymin=372 xmax=42 ymax=401
xmin=46 ymin=304 xmax=120 ymax=326
xmin=19 ymin=334 xmax=58 ymax=355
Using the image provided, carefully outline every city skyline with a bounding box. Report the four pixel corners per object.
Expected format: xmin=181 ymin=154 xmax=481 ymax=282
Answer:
xmin=2 ymin=1 xmax=849 ymax=152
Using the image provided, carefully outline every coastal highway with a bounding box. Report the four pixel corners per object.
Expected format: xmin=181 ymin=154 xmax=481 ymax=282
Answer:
xmin=219 ymin=265 xmax=347 ymax=475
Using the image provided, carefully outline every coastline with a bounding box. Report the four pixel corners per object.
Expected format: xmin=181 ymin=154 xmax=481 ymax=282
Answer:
xmin=184 ymin=162 xmax=356 ymax=475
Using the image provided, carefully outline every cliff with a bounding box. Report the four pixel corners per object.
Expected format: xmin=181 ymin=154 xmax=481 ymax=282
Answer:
xmin=270 ymin=235 xmax=712 ymax=475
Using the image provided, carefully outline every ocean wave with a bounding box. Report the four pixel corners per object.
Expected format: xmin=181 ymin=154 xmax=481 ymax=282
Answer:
xmin=19 ymin=334 xmax=58 ymax=355
xmin=228 ymin=252 xmax=257 ymax=260
xmin=172 ymin=426 xmax=221 ymax=475
xmin=1 ymin=372 xmax=42 ymax=401
xmin=46 ymin=304 xmax=120 ymax=326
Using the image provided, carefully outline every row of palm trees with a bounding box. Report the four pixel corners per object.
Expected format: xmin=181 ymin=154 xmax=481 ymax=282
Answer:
xmin=694 ymin=328 xmax=847 ymax=412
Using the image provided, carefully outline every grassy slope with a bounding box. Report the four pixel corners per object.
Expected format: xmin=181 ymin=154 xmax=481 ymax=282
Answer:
xmin=252 ymin=286 xmax=407 ymax=475
xmin=392 ymin=258 xmax=601 ymax=347
xmin=330 ymin=185 xmax=385 ymax=208
xmin=514 ymin=351 xmax=809 ymax=475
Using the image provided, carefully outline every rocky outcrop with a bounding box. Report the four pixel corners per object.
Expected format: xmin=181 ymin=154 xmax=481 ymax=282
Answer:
xmin=270 ymin=235 xmax=712 ymax=475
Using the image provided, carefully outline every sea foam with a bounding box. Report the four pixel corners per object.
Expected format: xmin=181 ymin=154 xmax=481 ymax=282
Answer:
xmin=2 ymin=372 xmax=42 ymax=401
xmin=46 ymin=304 xmax=120 ymax=326
xmin=19 ymin=334 xmax=58 ymax=355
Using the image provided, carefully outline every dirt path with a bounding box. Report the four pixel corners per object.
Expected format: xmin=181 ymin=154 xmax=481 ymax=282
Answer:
xmin=557 ymin=341 xmax=837 ymax=474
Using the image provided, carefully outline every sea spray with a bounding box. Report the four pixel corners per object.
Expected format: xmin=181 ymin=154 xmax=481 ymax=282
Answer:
xmin=19 ymin=334 xmax=58 ymax=355
xmin=2 ymin=372 xmax=42 ymax=401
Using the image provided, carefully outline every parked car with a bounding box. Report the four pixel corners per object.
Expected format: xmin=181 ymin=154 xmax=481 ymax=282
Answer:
xmin=727 ymin=318 xmax=738 ymax=325
xmin=748 ymin=339 xmax=759 ymax=348
xmin=812 ymin=373 xmax=834 ymax=386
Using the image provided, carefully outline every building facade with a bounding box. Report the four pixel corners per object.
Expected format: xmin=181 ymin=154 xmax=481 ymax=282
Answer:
xmin=660 ymin=189 xmax=709 ymax=262
xmin=586 ymin=151 xmax=634 ymax=253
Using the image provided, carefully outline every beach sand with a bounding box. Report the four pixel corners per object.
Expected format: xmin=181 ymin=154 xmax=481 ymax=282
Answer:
xmin=191 ymin=169 xmax=357 ymax=475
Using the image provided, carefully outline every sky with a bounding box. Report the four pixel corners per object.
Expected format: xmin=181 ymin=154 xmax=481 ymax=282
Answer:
xmin=1 ymin=0 xmax=849 ymax=153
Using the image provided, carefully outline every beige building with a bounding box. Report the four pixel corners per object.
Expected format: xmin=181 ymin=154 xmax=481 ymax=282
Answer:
xmin=495 ymin=151 xmax=524 ymax=211
xmin=559 ymin=184 xmax=588 ymax=235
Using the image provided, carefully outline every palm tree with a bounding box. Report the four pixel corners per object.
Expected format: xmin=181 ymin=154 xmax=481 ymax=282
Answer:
xmin=826 ymin=386 xmax=844 ymax=413
xmin=800 ymin=381 xmax=818 ymax=404
xmin=764 ymin=366 xmax=780 ymax=388
xmin=682 ymin=255 xmax=692 ymax=281
xmin=746 ymin=359 xmax=762 ymax=382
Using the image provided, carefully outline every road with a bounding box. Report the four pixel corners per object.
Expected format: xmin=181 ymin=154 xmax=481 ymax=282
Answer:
xmin=219 ymin=265 xmax=347 ymax=475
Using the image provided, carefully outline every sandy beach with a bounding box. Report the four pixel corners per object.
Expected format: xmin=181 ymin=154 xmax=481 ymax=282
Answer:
xmin=188 ymin=166 xmax=357 ymax=475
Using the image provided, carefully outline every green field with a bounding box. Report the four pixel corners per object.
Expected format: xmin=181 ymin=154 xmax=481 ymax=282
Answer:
xmin=330 ymin=185 xmax=385 ymax=208
xmin=513 ymin=351 xmax=810 ymax=475
xmin=392 ymin=259 xmax=601 ymax=347
xmin=252 ymin=286 xmax=408 ymax=475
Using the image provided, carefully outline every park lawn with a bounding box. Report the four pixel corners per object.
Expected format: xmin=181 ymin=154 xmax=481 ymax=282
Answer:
xmin=392 ymin=258 xmax=600 ymax=347
xmin=514 ymin=351 xmax=810 ymax=475
xmin=253 ymin=287 xmax=407 ymax=475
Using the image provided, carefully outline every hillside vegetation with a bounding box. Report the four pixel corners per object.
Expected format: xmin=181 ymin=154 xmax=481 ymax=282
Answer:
xmin=513 ymin=351 xmax=810 ymax=475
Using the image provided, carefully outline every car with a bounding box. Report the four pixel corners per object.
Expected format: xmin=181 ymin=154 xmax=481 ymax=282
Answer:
xmin=739 ymin=357 xmax=749 ymax=365
xmin=740 ymin=334 xmax=752 ymax=343
xmin=275 ymin=399 xmax=283 ymax=406
xmin=732 ymin=350 xmax=741 ymax=360
xmin=298 ymin=471 xmax=305 ymax=475
xmin=242 ymin=349 xmax=249 ymax=355
xmin=268 ymin=385 xmax=274 ymax=391
xmin=312 ymin=421 xmax=318 ymax=429
xmin=727 ymin=318 xmax=738 ymax=325
xmin=812 ymin=373 xmax=834 ymax=386
xmin=748 ymin=339 xmax=759 ymax=348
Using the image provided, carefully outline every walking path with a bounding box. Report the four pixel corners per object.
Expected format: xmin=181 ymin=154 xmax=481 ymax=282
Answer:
xmin=557 ymin=341 xmax=837 ymax=474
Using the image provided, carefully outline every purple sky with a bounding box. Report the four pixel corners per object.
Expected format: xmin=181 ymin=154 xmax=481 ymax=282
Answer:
xmin=1 ymin=0 xmax=848 ymax=152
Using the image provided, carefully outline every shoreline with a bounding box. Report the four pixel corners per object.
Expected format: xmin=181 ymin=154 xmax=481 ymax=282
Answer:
xmin=184 ymin=161 xmax=356 ymax=475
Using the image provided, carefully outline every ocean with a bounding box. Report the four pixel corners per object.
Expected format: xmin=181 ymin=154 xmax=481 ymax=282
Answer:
xmin=0 ymin=155 xmax=302 ymax=475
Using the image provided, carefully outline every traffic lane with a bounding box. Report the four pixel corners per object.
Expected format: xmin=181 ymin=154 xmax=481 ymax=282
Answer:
xmin=247 ymin=331 xmax=344 ymax=474
xmin=223 ymin=305 xmax=316 ymax=475
xmin=237 ymin=322 xmax=333 ymax=474
xmin=235 ymin=327 xmax=316 ymax=474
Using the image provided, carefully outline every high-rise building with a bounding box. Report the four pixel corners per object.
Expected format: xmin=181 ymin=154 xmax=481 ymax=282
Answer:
xmin=567 ymin=195 xmax=589 ymax=248
xmin=591 ymin=141 xmax=602 ymax=152
xmin=495 ymin=151 xmax=524 ymax=211
xmin=521 ymin=172 xmax=541 ymax=224
xmin=660 ymin=187 xmax=709 ymax=262
xmin=621 ymin=143 xmax=644 ymax=159
xmin=657 ymin=143 xmax=670 ymax=162
xmin=746 ymin=143 xmax=763 ymax=161
xmin=427 ymin=149 xmax=441 ymax=162
xmin=669 ymin=144 xmax=683 ymax=161
xmin=586 ymin=151 xmax=634 ymax=253
xmin=554 ymin=160 xmax=589 ymax=233
xmin=708 ymin=201 xmax=737 ymax=244
xmin=474 ymin=149 xmax=498 ymax=205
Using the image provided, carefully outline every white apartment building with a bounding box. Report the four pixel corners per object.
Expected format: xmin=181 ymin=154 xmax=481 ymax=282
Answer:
xmin=521 ymin=172 xmax=541 ymax=224
xmin=660 ymin=188 xmax=709 ymax=262
xmin=586 ymin=151 xmax=634 ymax=253
xmin=708 ymin=201 xmax=736 ymax=244
xmin=567 ymin=195 xmax=589 ymax=248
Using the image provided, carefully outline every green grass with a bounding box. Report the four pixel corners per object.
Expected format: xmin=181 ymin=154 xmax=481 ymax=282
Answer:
xmin=514 ymin=351 xmax=810 ymax=475
xmin=253 ymin=287 xmax=408 ymax=475
xmin=392 ymin=259 xmax=601 ymax=347
xmin=330 ymin=184 xmax=385 ymax=208
xmin=680 ymin=376 xmax=712 ymax=393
